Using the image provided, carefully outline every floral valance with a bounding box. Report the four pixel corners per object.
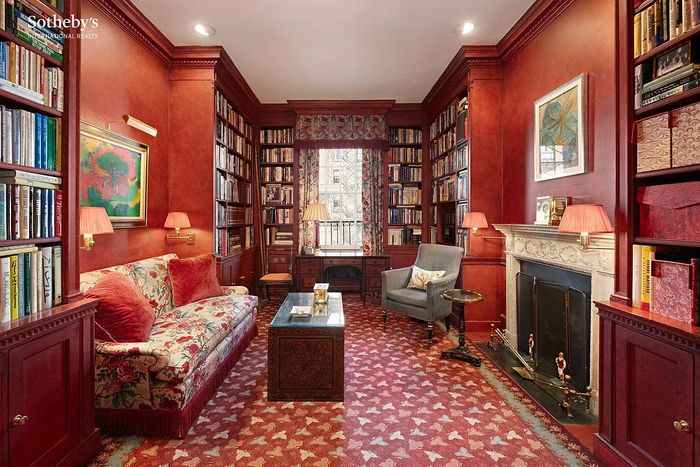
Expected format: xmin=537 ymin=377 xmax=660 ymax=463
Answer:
xmin=295 ymin=114 xmax=388 ymax=149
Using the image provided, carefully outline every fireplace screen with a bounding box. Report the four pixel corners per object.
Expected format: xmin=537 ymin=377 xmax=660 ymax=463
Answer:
xmin=516 ymin=271 xmax=590 ymax=391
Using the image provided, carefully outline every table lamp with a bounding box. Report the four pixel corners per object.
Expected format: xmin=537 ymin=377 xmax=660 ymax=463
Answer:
xmin=165 ymin=212 xmax=195 ymax=244
xmin=558 ymin=204 xmax=613 ymax=250
xmin=462 ymin=212 xmax=502 ymax=239
xmin=302 ymin=203 xmax=329 ymax=254
xmin=80 ymin=207 xmax=114 ymax=251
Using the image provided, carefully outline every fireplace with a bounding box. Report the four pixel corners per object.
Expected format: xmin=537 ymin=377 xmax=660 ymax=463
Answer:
xmin=516 ymin=261 xmax=591 ymax=392
xmin=493 ymin=224 xmax=615 ymax=415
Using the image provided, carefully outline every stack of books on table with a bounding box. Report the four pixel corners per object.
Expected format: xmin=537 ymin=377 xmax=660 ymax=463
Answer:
xmin=636 ymin=62 xmax=700 ymax=108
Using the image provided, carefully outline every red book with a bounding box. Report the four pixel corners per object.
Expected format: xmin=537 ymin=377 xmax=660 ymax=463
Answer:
xmin=54 ymin=190 xmax=62 ymax=237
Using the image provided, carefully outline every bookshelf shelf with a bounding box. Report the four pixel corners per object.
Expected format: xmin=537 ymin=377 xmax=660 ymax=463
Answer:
xmin=0 ymin=162 xmax=62 ymax=177
xmin=633 ymin=237 xmax=700 ymax=248
xmin=260 ymin=143 xmax=294 ymax=148
xmin=0 ymin=88 xmax=63 ymax=117
xmin=0 ymin=28 xmax=63 ymax=68
xmin=634 ymin=164 xmax=700 ymax=181
xmin=0 ymin=237 xmax=60 ymax=247
xmin=261 ymin=180 xmax=294 ymax=185
xmin=634 ymin=26 xmax=700 ymax=65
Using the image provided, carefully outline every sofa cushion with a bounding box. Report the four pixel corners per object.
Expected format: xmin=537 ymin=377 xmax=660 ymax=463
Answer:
xmin=126 ymin=254 xmax=177 ymax=317
xmin=87 ymin=273 xmax=156 ymax=342
xmin=387 ymin=288 xmax=427 ymax=308
xmin=168 ymin=254 xmax=223 ymax=307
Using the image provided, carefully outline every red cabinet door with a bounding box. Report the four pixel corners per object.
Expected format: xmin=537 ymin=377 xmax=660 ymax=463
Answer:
xmin=614 ymin=325 xmax=694 ymax=466
xmin=8 ymin=322 xmax=81 ymax=467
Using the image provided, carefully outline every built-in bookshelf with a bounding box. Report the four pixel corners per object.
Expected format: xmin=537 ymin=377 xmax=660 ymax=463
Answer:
xmin=429 ymin=96 xmax=470 ymax=253
xmin=259 ymin=126 xmax=295 ymax=272
xmin=214 ymin=89 xmax=255 ymax=258
xmin=0 ymin=0 xmax=67 ymax=322
xmin=385 ymin=126 xmax=423 ymax=247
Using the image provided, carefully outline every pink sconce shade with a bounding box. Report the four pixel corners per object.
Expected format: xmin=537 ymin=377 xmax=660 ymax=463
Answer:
xmin=461 ymin=212 xmax=489 ymax=229
xmin=164 ymin=212 xmax=191 ymax=229
xmin=79 ymin=207 xmax=114 ymax=235
xmin=558 ymin=205 xmax=613 ymax=234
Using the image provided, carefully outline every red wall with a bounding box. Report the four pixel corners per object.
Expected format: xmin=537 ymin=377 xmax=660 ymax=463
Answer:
xmin=79 ymin=1 xmax=171 ymax=272
xmin=501 ymin=0 xmax=616 ymax=223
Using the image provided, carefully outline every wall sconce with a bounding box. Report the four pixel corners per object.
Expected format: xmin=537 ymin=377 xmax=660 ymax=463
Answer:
xmin=558 ymin=204 xmax=614 ymax=250
xmin=123 ymin=114 xmax=158 ymax=137
xmin=165 ymin=212 xmax=195 ymax=245
xmin=461 ymin=212 xmax=504 ymax=239
xmin=80 ymin=207 xmax=114 ymax=251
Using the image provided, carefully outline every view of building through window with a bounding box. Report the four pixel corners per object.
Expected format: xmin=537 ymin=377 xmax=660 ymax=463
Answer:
xmin=318 ymin=148 xmax=363 ymax=247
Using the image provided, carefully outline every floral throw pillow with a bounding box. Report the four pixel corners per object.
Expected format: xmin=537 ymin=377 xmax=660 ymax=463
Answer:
xmin=407 ymin=266 xmax=446 ymax=290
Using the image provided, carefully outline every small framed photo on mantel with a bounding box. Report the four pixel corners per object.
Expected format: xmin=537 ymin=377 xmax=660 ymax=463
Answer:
xmin=533 ymin=74 xmax=587 ymax=182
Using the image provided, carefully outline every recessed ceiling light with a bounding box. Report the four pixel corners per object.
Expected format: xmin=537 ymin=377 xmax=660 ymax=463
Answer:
xmin=194 ymin=23 xmax=216 ymax=36
xmin=455 ymin=22 xmax=475 ymax=35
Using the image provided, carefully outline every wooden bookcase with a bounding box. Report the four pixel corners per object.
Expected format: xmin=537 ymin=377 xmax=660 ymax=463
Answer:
xmin=0 ymin=0 xmax=100 ymax=464
xmin=259 ymin=126 xmax=296 ymax=276
xmin=384 ymin=126 xmax=424 ymax=267
xmin=595 ymin=2 xmax=700 ymax=465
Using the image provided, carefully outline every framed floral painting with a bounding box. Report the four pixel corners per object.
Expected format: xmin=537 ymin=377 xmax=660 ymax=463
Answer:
xmin=534 ymin=74 xmax=587 ymax=182
xmin=80 ymin=121 xmax=149 ymax=228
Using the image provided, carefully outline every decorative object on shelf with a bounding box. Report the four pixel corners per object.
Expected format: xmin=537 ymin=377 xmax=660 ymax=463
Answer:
xmin=637 ymin=180 xmax=700 ymax=242
xmin=461 ymin=212 xmax=504 ymax=240
xmin=313 ymin=283 xmax=329 ymax=304
xmin=79 ymin=122 xmax=149 ymax=228
xmin=79 ymin=207 xmax=114 ymax=251
xmin=636 ymin=113 xmax=671 ymax=172
xmin=654 ymin=42 xmax=692 ymax=79
xmin=123 ymin=114 xmax=158 ymax=137
xmin=557 ymin=204 xmax=613 ymax=250
xmin=534 ymin=74 xmax=587 ymax=182
xmin=264 ymin=183 xmax=282 ymax=204
xmin=535 ymin=196 xmax=572 ymax=226
xmin=164 ymin=212 xmax=195 ymax=245
xmin=301 ymin=203 xmax=329 ymax=254
xmin=671 ymin=101 xmax=700 ymax=167
xmin=650 ymin=259 xmax=698 ymax=325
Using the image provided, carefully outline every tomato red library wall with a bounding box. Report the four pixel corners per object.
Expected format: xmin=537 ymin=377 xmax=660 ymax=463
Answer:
xmin=501 ymin=0 xmax=616 ymax=224
xmin=79 ymin=1 xmax=171 ymax=272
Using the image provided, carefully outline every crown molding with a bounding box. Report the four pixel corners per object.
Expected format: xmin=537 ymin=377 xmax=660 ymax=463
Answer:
xmin=287 ymin=100 xmax=396 ymax=115
xmin=386 ymin=103 xmax=425 ymax=126
xmin=257 ymin=104 xmax=297 ymax=127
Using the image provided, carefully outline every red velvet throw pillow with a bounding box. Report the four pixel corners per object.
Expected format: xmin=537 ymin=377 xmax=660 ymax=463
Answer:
xmin=85 ymin=272 xmax=156 ymax=342
xmin=168 ymin=254 xmax=224 ymax=307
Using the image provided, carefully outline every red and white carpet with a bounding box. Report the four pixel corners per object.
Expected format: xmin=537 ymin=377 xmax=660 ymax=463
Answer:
xmin=91 ymin=295 xmax=598 ymax=466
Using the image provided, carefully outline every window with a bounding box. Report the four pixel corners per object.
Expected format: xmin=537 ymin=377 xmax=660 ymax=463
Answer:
xmin=318 ymin=148 xmax=363 ymax=248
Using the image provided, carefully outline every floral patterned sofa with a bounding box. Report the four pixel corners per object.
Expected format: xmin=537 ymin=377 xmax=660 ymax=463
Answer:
xmin=80 ymin=254 xmax=258 ymax=438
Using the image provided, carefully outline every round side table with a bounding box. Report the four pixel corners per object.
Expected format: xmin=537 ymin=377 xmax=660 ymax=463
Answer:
xmin=440 ymin=289 xmax=484 ymax=367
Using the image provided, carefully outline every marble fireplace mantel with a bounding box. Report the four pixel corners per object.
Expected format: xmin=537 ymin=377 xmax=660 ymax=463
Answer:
xmin=492 ymin=224 xmax=615 ymax=415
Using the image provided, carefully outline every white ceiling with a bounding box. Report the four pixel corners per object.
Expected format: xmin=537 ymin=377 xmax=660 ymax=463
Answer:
xmin=132 ymin=0 xmax=535 ymax=103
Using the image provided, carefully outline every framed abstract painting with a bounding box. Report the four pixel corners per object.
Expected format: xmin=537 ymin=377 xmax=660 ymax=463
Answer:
xmin=533 ymin=74 xmax=587 ymax=182
xmin=80 ymin=122 xmax=149 ymax=228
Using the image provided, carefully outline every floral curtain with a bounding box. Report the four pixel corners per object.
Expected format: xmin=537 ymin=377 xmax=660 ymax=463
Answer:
xmin=296 ymin=114 xmax=388 ymax=150
xmin=298 ymin=148 xmax=320 ymax=251
xmin=362 ymin=148 xmax=383 ymax=253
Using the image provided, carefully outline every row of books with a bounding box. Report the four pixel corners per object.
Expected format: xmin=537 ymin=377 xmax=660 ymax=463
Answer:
xmin=456 ymin=202 xmax=470 ymax=227
xmin=262 ymin=184 xmax=293 ymax=205
xmin=261 ymin=147 xmax=294 ymax=163
xmin=0 ymin=41 xmax=64 ymax=110
xmin=0 ymin=106 xmax=61 ymax=169
xmin=2 ymin=0 xmax=64 ymax=61
xmin=216 ymin=121 xmax=254 ymax=159
xmin=215 ymin=172 xmax=242 ymax=203
xmin=429 ymin=99 xmax=457 ymax=140
xmin=0 ymin=245 xmax=61 ymax=322
xmin=634 ymin=60 xmax=699 ymax=108
xmin=389 ymin=128 xmax=422 ymax=144
xmin=261 ymin=166 xmax=293 ymax=182
xmin=215 ymin=227 xmax=252 ymax=257
xmin=260 ymin=128 xmax=294 ymax=145
xmin=215 ymin=90 xmax=253 ymax=141
xmin=633 ymin=0 xmax=699 ymax=58
xmin=387 ymin=226 xmax=422 ymax=245
xmin=216 ymin=144 xmax=250 ymax=179
xmin=387 ymin=184 xmax=421 ymax=205
xmin=388 ymin=147 xmax=422 ymax=164
xmin=431 ymin=145 xmax=468 ymax=178
xmin=0 ymin=180 xmax=61 ymax=240
xmin=456 ymin=230 xmax=469 ymax=256
xmin=432 ymin=175 xmax=456 ymax=203
xmin=264 ymin=227 xmax=293 ymax=246
xmin=388 ymin=207 xmax=422 ymax=225
xmin=429 ymin=128 xmax=457 ymax=159
xmin=263 ymin=207 xmax=292 ymax=224
xmin=457 ymin=171 xmax=469 ymax=200
xmin=215 ymin=205 xmax=249 ymax=227
xmin=388 ymin=164 xmax=421 ymax=183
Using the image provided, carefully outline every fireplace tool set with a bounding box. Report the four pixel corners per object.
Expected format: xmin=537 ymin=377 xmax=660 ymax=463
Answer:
xmin=487 ymin=325 xmax=592 ymax=419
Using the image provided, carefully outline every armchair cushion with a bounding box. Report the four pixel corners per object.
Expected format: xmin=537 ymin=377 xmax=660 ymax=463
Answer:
xmin=386 ymin=288 xmax=427 ymax=308
xmin=407 ymin=266 xmax=446 ymax=290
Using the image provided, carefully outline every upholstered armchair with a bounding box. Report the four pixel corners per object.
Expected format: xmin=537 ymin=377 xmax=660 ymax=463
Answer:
xmin=381 ymin=243 xmax=464 ymax=345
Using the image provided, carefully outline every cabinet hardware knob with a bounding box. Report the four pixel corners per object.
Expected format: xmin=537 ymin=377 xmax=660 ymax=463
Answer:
xmin=673 ymin=420 xmax=692 ymax=433
xmin=11 ymin=415 xmax=28 ymax=426
xmin=240 ymin=276 xmax=245 ymax=280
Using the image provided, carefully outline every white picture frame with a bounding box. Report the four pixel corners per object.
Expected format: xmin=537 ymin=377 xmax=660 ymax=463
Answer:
xmin=533 ymin=73 xmax=587 ymax=182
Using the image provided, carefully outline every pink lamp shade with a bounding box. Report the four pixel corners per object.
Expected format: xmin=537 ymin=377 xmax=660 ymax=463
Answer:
xmin=302 ymin=204 xmax=330 ymax=222
xmin=558 ymin=205 xmax=613 ymax=234
xmin=461 ymin=212 xmax=489 ymax=229
xmin=79 ymin=207 xmax=114 ymax=235
xmin=164 ymin=212 xmax=191 ymax=230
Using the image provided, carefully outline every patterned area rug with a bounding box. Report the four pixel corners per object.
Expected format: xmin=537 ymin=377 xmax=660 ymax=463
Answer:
xmin=90 ymin=295 xmax=598 ymax=466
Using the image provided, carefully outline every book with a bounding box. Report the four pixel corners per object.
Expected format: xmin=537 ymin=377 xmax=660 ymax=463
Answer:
xmin=9 ymin=254 xmax=17 ymax=320
xmin=641 ymin=77 xmax=700 ymax=106
xmin=0 ymin=256 xmax=8 ymax=322
xmin=632 ymin=244 xmax=643 ymax=308
xmin=0 ymin=183 xmax=5 ymax=240
xmin=0 ymin=169 xmax=60 ymax=185
xmin=52 ymin=245 xmax=60 ymax=305
xmin=29 ymin=249 xmax=36 ymax=314
xmin=40 ymin=246 xmax=51 ymax=309
xmin=642 ymin=72 xmax=700 ymax=99
xmin=640 ymin=245 xmax=656 ymax=310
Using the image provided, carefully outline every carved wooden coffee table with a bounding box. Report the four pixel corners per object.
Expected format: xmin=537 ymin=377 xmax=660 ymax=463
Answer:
xmin=267 ymin=292 xmax=344 ymax=401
